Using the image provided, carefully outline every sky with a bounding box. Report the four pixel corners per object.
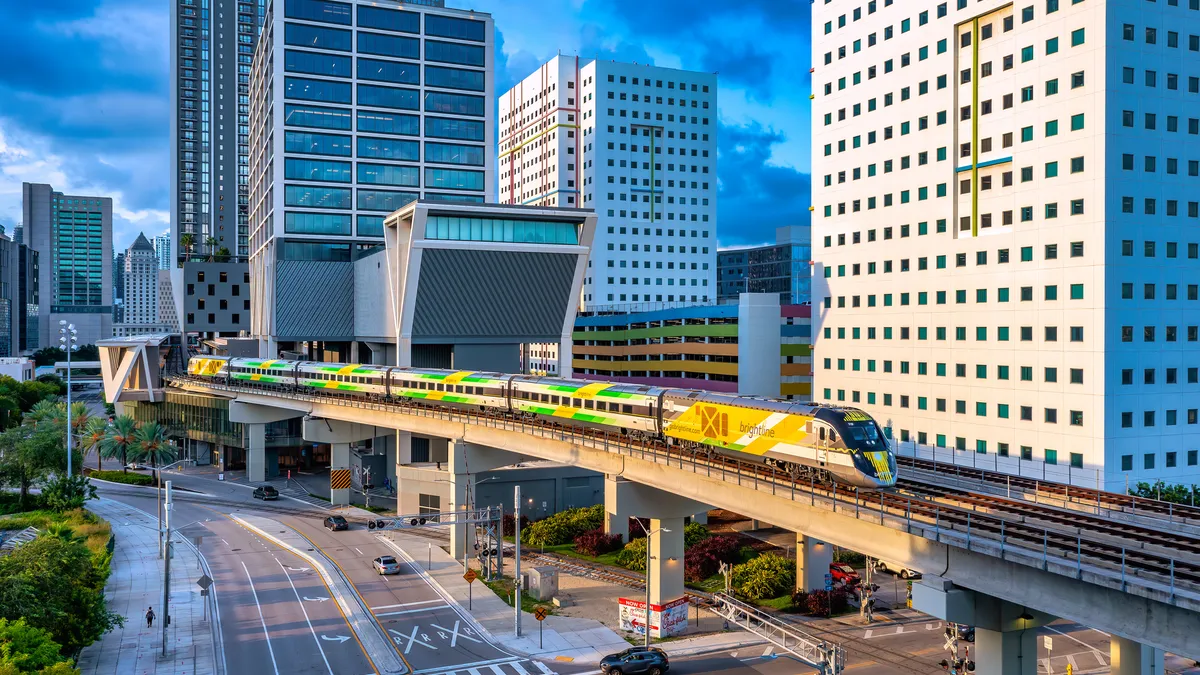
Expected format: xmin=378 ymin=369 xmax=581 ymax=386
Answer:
xmin=0 ymin=0 xmax=810 ymax=252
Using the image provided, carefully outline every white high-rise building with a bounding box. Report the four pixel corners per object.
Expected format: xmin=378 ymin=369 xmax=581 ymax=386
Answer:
xmin=500 ymin=57 xmax=718 ymax=309
xmin=813 ymin=0 xmax=1200 ymax=489
xmin=123 ymin=233 xmax=159 ymax=325
xmin=154 ymin=231 xmax=171 ymax=270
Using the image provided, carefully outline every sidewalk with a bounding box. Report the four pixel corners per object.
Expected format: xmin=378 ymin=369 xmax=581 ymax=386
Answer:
xmin=77 ymin=498 xmax=218 ymax=675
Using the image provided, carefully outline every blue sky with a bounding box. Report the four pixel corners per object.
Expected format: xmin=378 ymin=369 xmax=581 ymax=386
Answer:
xmin=0 ymin=0 xmax=810 ymax=251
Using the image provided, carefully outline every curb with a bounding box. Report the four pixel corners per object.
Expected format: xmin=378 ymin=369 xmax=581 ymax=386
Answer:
xmin=86 ymin=475 xmax=211 ymax=496
xmin=231 ymin=515 xmax=407 ymax=675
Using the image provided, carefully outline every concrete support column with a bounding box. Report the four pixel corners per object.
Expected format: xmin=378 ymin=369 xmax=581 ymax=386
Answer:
xmin=648 ymin=517 xmax=686 ymax=605
xmin=1111 ymin=636 xmax=1164 ymax=675
xmin=446 ymin=440 xmax=530 ymax=562
xmin=689 ymin=510 xmax=708 ymax=525
xmin=604 ymin=475 xmax=634 ymax=543
xmin=247 ymin=424 xmax=266 ymax=483
xmin=974 ymin=628 xmax=1037 ymax=675
xmin=795 ymin=534 xmax=833 ymax=592
xmin=448 ymin=468 xmax=473 ymax=563
xmin=331 ymin=443 xmax=351 ymax=506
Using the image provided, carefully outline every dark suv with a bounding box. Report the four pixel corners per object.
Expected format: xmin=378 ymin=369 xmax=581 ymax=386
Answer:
xmin=252 ymin=485 xmax=279 ymax=500
xmin=600 ymin=647 xmax=669 ymax=674
xmin=323 ymin=515 xmax=349 ymax=531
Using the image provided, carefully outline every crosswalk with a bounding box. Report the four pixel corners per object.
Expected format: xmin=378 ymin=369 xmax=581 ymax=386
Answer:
xmin=278 ymin=484 xmax=333 ymax=509
xmin=412 ymin=658 xmax=558 ymax=675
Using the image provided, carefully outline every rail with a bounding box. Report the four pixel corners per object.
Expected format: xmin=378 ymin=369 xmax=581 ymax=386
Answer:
xmin=710 ymin=592 xmax=844 ymax=674
xmin=166 ymin=376 xmax=1200 ymax=610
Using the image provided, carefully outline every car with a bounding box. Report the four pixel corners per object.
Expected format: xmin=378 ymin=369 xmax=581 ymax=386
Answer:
xmin=600 ymin=647 xmax=669 ymax=674
xmin=948 ymin=624 xmax=975 ymax=642
xmin=323 ymin=515 xmax=349 ymax=531
xmin=830 ymin=562 xmax=862 ymax=586
xmin=252 ymin=485 xmax=279 ymax=500
xmin=373 ymin=555 xmax=402 ymax=575
xmin=874 ymin=559 xmax=921 ymax=579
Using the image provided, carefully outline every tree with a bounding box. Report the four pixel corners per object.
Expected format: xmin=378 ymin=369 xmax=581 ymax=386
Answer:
xmin=204 ymin=236 xmax=218 ymax=262
xmin=130 ymin=422 xmax=175 ymax=473
xmin=24 ymin=379 xmax=62 ymax=404
xmin=0 ymin=534 xmax=122 ymax=656
xmin=80 ymin=418 xmax=108 ymax=472
xmin=180 ymin=233 xmax=194 ymax=256
xmin=40 ymin=476 xmax=97 ymax=513
xmin=25 ymin=401 xmax=62 ymax=428
xmin=0 ymin=618 xmax=78 ymax=673
xmin=0 ymin=423 xmax=66 ymax=510
xmin=215 ymin=247 xmax=232 ymax=263
xmin=99 ymin=416 xmax=137 ymax=474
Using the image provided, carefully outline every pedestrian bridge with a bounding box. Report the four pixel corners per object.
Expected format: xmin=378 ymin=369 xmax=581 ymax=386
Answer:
xmin=159 ymin=375 xmax=1199 ymax=666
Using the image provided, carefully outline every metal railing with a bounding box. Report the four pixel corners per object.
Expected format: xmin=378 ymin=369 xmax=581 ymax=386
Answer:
xmin=166 ymin=376 xmax=1200 ymax=608
xmin=710 ymin=592 xmax=844 ymax=674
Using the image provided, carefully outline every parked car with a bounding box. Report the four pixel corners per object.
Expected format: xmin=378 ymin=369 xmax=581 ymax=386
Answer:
xmin=830 ymin=562 xmax=862 ymax=586
xmin=874 ymin=559 xmax=921 ymax=579
xmin=252 ymin=485 xmax=279 ymax=501
xmin=949 ymin=624 xmax=975 ymax=642
xmin=373 ymin=555 xmax=402 ymax=575
xmin=323 ymin=515 xmax=349 ymax=531
xmin=600 ymin=647 xmax=669 ymax=674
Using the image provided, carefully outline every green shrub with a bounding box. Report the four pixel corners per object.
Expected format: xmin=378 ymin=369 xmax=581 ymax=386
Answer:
xmin=615 ymin=536 xmax=648 ymax=571
xmin=520 ymin=504 xmax=604 ymax=547
xmin=684 ymin=521 xmax=710 ymax=549
xmin=41 ymin=475 xmax=98 ymax=512
xmin=731 ymin=553 xmax=795 ymax=601
xmin=85 ymin=470 xmax=153 ymax=486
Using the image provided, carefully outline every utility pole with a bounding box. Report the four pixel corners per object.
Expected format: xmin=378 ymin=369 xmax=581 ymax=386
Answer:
xmin=162 ymin=481 xmax=173 ymax=656
xmin=513 ymin=485 xmax=522 ymax=637
xmin=59 ymin=321 xmax=78 ymax=476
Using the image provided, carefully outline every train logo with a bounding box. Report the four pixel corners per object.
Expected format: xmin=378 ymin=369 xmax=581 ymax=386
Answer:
xmin=700 ymin=406 xmax=728 ymax=438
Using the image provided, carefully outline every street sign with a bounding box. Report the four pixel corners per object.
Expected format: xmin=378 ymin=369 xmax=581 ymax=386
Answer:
xmin=463 ymin=569 xmax=477 ymax=583
xmin=1043 ymin=636 xmax=1053 ymax=650
xmin=534 ymin=607 xmax=548 ymax=621
xmin=823 ymin=573 xmax=833 ymax=591
xmin=196 ymin=574 xmax=213 ymax=590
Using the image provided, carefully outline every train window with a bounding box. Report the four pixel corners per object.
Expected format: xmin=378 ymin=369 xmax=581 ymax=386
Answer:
xmin=623 ymin=405 xmax=633 ymax=414
xmin=585 ymin=400 xmax=594 ymax=409
xmin=574 ymin=399 xmax=582 ymax=408
xmin=819 ymin=427 xmax=826 ymax=440
xmin=830 ymin=431 xmax=838 ymax=443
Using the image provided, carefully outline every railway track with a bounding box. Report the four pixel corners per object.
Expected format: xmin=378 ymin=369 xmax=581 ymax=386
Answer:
xmin=168 ymin=376 xmax=1200 ymax=600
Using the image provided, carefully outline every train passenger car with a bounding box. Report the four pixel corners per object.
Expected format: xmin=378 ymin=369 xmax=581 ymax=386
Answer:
xmin=508 ymin=376 xmax=662 ymax=435
xmin=188 ymin=356 xmax=230 ymax=378
xmin=293 ymin=361 xmax=389 ymax=395
xmin=388 ymin=369 xmax=509 ymax=411
xmin=228 ymin=358 xmax=305 ymax=387
xmin=658 ymin=391 xmax=895 ymax=488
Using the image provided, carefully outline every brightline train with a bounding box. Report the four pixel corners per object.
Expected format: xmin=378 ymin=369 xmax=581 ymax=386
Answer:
xmin=187 ymin=357 xmax=897 ymax=489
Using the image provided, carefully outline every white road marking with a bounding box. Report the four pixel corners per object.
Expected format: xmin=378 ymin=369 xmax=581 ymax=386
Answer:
xmin=222 ymin=538 xmax=230 ymax=546
xmin=762 ymin=646 xmax=774 ymax=657
xmin=509 ymin=662 xmax=531 ymax=675
xmin=1044 ymin=625 xmax=1107 ymax=661
xmin=863 ymin=629 xmax=873 ymax=639
xmin=354 ymin=547 xmax=364 ymax=556
xmin=389 ymin=626 xmax=438 ymax=654
xmin=304 ymin=596 xmax=330 ymax=603
xmin=489 ymin=666 xmax=507 ymax=675
xmin=240 ymin=561 xmax=280 ymax=675
xmin=275 ymin=559 xmax=334 ymax=674
xmin=321 ymin=635 xmax=351 ymax=644
xmin=376 ymin=605 xmax=448 ymax=617
xmin=533 ymin=663 xmax=557 ymax=675
xmin=373 ymin=599 xmax=444 ymax=611
xmin=926 ymin=622 xmax=938 ymax=630
xmin=1066 ymin=654 xmax=1078 ymax=669
xmin=430 ymin=621 xmax=482 ymax=648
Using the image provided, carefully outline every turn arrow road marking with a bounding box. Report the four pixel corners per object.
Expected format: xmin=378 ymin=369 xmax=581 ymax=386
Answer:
xmin=320 ymin=635 xmax=351 ymax=644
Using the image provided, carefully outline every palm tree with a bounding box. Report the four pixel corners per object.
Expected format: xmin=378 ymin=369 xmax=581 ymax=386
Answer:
xmin=180 ymin=233 xmax=195 ymax=257
xmin=81 ymin=417 xmax=109 ymax=472
xmin=131 ymin=422 xmax=176 ymax=474
xmin=27 ymin=399 xmax=63 ymax=426
xmin=100 ymin=415 xmax=138 ymax=474
xmin=204 ymin=236 xmax=218 ymax=262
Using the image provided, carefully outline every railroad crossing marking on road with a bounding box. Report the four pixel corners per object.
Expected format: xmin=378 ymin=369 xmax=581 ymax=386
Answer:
xmin=534 ymin=607 xmax=548 ymax=621
xmin=430 ymin=620 xmax=481 ymax=649
xmin=389 ymin=626 xmax=438 ymax=654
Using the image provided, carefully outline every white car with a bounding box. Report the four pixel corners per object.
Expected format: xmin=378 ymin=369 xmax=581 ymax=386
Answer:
xmin=373 ymin=555 xmax=402 ymax=575
xmin=874 ymin=560 xmax=921 ymax=579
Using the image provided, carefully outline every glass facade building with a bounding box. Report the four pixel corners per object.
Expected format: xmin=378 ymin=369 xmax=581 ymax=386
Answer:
xmin=717 ymin=225 xmax=812 ymax=305
xmin=248 ymin=0 xmax=494 ymax=344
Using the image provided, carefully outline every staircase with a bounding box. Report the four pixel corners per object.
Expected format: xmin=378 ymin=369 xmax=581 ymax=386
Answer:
xmin=710 ymin=592 xmax=845 ymax=674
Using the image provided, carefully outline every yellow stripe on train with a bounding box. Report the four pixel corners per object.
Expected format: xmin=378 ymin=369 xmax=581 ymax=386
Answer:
xmin=665 ymin=401 xmax=812 ymax=453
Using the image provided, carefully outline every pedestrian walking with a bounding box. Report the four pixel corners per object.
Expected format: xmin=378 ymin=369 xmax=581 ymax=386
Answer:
xmin=146 ymin=607 xmax=155 ymax=627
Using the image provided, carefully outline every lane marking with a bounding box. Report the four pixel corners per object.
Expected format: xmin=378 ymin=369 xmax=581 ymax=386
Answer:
xmin=373 ymin=599 xmax=444 ymax=611
xmin=430 ymin=620 xmax=482 ymax=648
xmin=275 ymin=558 xmax=335 ymax=675
xmin=376 ymin=605 xmax=449 ymax=617
xmin=354 ymin=547 xmax=365 ymax=556
xmin=240 ymin=560 xmax=280 ymax=675
xmin=510 ymin=662 xmax=531 ymax=675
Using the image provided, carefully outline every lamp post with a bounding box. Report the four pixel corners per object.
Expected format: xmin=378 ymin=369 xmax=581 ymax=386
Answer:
xmin=58 ymin=321 xmax=78 ymax=476
xmin=631 ymin=519 xmax=671 ymax=647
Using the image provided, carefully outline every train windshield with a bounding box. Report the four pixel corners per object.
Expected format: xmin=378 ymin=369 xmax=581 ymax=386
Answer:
xmin=842 ymin=421 xmax=883 ymax=446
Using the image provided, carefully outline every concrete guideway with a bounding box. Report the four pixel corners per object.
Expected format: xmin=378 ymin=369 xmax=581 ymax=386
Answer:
xmin=168 ymin=379 xmax=1200 ymax=664
xmin=231 ymin=513 xmax=408 ymax=674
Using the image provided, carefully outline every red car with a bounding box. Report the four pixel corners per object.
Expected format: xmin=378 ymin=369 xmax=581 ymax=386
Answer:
xmin=830 ymin=562 xmax=862 ymax=586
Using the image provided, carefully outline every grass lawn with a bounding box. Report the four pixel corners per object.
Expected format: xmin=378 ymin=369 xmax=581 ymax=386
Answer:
xmin=481 ymin=575 xmax=555 ymax=616
xmin=0 ymin=508 xmax=113 ymax=556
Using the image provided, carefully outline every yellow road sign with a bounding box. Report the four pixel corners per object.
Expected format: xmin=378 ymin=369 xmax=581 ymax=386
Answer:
xmin=534 ymin=607 xmax=548 ymax=621
xmin=463 ymin=569 xmax=477 ymax=583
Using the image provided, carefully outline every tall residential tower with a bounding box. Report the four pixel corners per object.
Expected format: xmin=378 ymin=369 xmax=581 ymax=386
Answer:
xmin=500 ymin=57 xmax=717 ymax=309
xmin=812 ymin=0 xmax=1200 ymax=489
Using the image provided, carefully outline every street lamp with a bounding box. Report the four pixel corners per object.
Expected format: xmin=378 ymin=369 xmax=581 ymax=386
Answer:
xmin=631 ymin=519 xmax=671 ymax=647
xmin=58 ymin=321 xmax=79 ymax=476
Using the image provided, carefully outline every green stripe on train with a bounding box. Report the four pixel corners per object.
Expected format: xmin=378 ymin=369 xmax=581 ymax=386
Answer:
xmin=570 ymin=413 xmax=616 ymax=424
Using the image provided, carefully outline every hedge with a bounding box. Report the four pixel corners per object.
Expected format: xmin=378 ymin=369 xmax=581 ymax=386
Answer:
xmin=573 ymin=528 xmax=623 ymax=557
xmin=521 ymin=504 xmax=604 ymax=547
xmin=684 ymin=534 xmax=740 ymax=582
xmin=731 ymin=553 xmax=795 ymax=600
xmin=86 ymin=470 xmax=154 ymax=486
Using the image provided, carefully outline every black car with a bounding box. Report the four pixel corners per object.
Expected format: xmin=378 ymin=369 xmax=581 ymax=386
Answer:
xmin=600 ymin=647 xmax=669 ymax=675
xmin=252 ymin=485 xmax=279 ymax=500
xmin=324 ymin=515 xmax=349 ymax=531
